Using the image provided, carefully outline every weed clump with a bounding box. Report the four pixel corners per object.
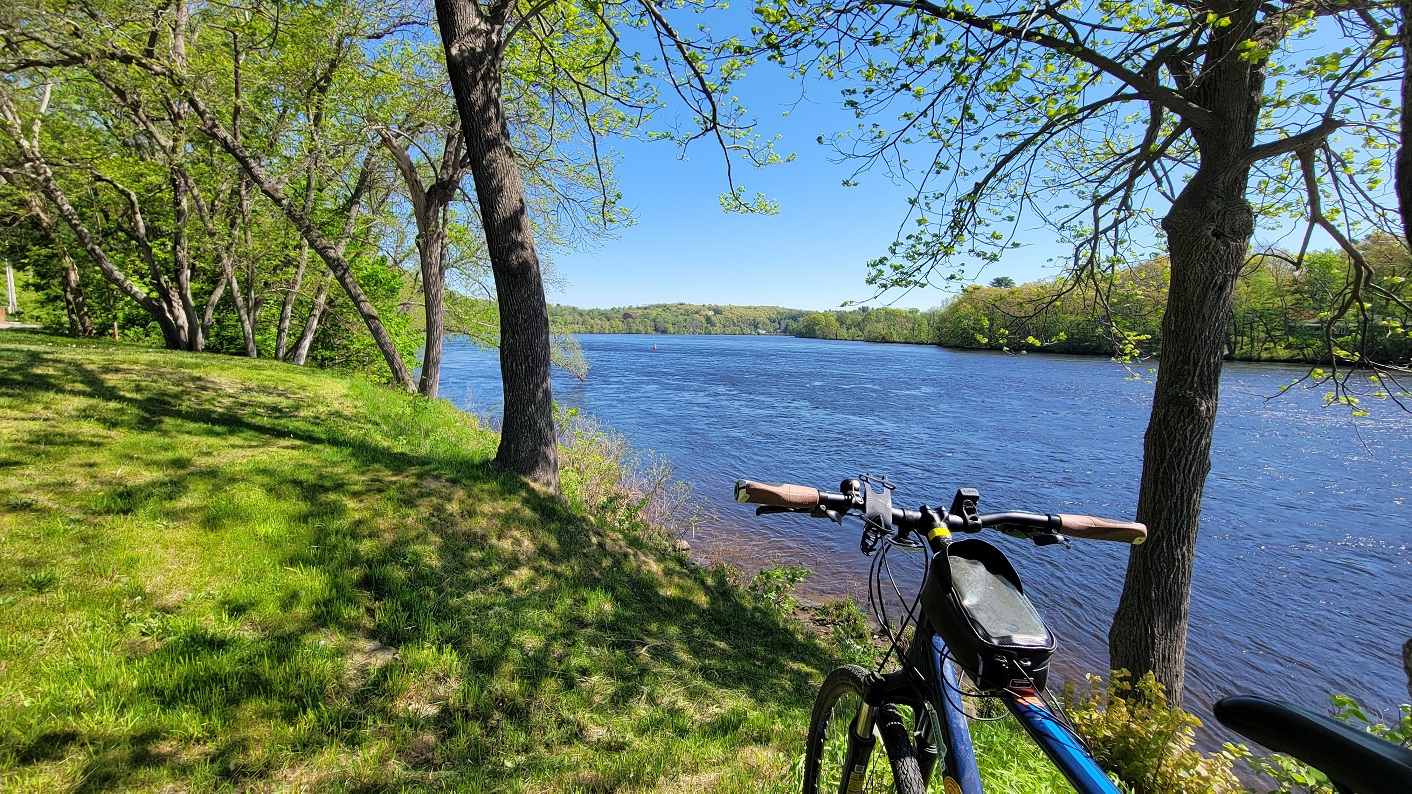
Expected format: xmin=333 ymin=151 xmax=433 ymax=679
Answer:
xmin=1063 ymin=671 xmax=1240 ymax=793
xmin=555 ymin=406 xmax=707 ymax=548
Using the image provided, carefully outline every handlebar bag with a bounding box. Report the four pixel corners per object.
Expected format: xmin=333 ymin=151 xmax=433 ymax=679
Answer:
xmin=920 ymin=539 xmax=1057 ymax=691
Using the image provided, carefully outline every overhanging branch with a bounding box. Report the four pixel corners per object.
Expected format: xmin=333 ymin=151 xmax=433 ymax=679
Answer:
xmin=881 ymin=0 xmax=1216 ymax=127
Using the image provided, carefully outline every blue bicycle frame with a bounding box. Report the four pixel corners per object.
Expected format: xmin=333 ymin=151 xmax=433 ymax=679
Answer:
xmin=912 ymin=626 xmax=1120 ymax=794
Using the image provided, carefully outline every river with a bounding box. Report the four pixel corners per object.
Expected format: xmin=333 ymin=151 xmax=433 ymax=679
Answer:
xmin=439 ymin=333 xmax=1412 ymax=733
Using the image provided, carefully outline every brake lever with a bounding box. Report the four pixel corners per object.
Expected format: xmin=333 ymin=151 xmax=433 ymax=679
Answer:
xmin=755 ymin=506 xmax=805 ymax=516
xmin=755 ymin=505 xmax=845 ymax=524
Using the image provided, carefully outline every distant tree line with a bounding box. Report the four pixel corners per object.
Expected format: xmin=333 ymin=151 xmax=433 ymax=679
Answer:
xmin=789 ymin=306 xmax=937 ymax=343
xmin=553 ymin=240 xmax=1412 ymax=366
xmin=916 ymin=240 xmax=1411 ymax=364
xmin=549 ymin=303 xmax=808 ymax=336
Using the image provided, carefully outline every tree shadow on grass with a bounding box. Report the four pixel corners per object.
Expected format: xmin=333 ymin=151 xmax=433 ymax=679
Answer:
xmin=0 ymin=339 xmax=835 ymax=792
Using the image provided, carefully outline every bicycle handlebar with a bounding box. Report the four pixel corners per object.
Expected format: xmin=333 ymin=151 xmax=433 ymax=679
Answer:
xmin=734 ymin=479 xmax=1147 ymax=545
xmin=1054 ymin=513 xmax=1148 ymax=544
xmin=732 ymin=480 xmax=822 ymax=509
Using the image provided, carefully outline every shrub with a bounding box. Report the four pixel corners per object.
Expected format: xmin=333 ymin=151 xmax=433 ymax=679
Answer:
xmin=1062 ymin=670 xmax=1241 ymax=794
xmin=748 ymin=564 xmax=812 ymax=612
xmin=555 ymin=406 xmax=708 ymax=544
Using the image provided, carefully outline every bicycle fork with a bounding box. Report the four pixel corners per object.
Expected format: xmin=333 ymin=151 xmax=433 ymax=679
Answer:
xmin=842 ymin=698 xmax=879 ymax=794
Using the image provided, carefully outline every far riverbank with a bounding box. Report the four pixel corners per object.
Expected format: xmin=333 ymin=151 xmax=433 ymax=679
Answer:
xmin=557 ymin=326 xmax=1342 ymax=366
xmin=551 ymin=308 xmax=1388 ymax=366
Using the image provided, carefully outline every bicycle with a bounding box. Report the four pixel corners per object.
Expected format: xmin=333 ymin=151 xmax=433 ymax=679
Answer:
xmin=736 ymin=474 xmax=1147 ymax=794
xmin=735 ymin=475 xmax=1412 ymax=794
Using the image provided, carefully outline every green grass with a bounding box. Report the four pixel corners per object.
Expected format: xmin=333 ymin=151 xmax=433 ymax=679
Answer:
xmin=0 ymin=331 xmax=1073 ymax=792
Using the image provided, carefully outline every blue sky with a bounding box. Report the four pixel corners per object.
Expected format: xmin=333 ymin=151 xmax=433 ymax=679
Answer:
xmin=541 ymin=16 xmax=1371 ymax=313
xmin=545 ymin=64 xmax=1074 ymax=312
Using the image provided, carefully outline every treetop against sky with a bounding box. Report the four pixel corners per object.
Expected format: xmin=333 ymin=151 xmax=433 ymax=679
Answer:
xmin=549 ymin=5 xmax=1398 ymax=312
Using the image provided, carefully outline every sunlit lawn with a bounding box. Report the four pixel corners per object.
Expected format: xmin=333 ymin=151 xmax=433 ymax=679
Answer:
xmin=0 ymin=333 xmax=836 ymax=791
xmin=0 ymin=331 xmax=1070 ymax=792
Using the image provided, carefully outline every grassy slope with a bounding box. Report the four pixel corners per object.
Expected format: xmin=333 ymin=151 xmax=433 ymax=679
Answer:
xmin=0 ymin=333 xmax=1069 ymax=793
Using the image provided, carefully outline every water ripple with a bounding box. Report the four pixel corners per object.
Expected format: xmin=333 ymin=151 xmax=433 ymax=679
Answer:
xmin=440 ymin=334 xmax=1412 ymax=734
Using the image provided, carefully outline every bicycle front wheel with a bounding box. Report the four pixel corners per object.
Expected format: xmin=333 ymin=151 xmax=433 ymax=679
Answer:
xmin=803 ymin=665 xmax=926 ymax=794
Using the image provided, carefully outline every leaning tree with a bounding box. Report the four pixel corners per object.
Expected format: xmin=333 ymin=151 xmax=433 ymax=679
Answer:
xmin=430 ymin=0 xmax=782 ymax=487
xmin=757 ymin=0 xmax=1403 ymax=698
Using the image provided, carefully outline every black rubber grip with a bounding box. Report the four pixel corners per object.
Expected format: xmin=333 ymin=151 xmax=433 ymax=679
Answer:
xmin=1215 ymin=696 xmax=1412 ymax=794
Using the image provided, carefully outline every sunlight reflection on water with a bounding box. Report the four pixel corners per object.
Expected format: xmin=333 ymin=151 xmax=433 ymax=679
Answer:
xmin=440 ymin=334 xmax=1412 ymax=738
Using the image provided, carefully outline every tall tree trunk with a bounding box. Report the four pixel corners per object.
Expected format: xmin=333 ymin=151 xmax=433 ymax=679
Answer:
xmin=277 ymin=162 xmax=318 ymax=360
xmin=1110 ymin=171 xmax=1252 ymax=700
xmin=167 ymin=0 xmax=200 ymax=352
xmin=202 ymin=272 xmax=228 ymax=337
xmin=1399 ymin=0 xmax=1412 ymax=245
xmin=433 ymin=0 xmax=559 ymax=487
xmin=169 ymin=174 xmax=203 ymax=351
xmin=59 ymin=251 xmax=93 ymax=336
xmin=376 ymin=127 xmax=463 ymax=400
xmin=291 ymin=270 xmax=333 ymax=366
xmin=1110 ymin=53 xmax=1261 ymax=701
xmin=420 ymin=228 xmax=447 ymax=398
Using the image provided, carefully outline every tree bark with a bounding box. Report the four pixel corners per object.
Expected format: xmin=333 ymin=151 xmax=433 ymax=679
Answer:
xmin=169 ymin=174 xmax=203 ymax=351
xmin=433 ymin=0 xmax=559 ymax=487
xmin=1109 ymin=48 xmax=1262 ymax=702
xmin=292 ymin=270 xmax=333 ymax=366
xmin=1399 ymin=0 xmax=1412 ymax=245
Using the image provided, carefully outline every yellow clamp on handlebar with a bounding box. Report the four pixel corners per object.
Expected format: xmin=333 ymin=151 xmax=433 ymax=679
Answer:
xmin=927 ymin=526 xmax=951 ymax=542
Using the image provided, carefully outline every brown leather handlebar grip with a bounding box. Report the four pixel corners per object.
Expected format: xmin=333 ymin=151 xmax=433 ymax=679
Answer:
xmin=734 ymin=479 xmax=821 ymax=509
xmin=1057 ymin=514 xmax=1148 ymax=544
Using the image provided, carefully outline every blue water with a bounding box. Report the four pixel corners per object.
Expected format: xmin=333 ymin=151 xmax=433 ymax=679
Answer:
xmin=439 ymin=333 xmax=1412 ymax=730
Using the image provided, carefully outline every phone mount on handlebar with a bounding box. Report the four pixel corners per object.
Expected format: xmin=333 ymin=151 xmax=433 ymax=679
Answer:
xmin=950 ymin=488 xmax=982 ymax=533
xmin=857 ymin=473 xmax=895 ymax=555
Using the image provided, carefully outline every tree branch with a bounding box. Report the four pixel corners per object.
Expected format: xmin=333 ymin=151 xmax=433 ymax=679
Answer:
xmin=882 ymin=0 xmax=1216 ymax=127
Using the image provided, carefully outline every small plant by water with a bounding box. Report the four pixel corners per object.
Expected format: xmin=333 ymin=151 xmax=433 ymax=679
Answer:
xmin=749 ymin=564 xmax=813 ymax=612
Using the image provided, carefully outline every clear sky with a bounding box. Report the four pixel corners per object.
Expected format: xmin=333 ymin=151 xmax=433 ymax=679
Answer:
xmin=545 ymin=64 xmax=1074 ymax=312
xmin=542 ymin=19 xmax=1363 ymax=313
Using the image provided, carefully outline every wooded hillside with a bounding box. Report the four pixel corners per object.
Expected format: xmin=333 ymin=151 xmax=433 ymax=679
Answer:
xmin=547 ymin=240 xmax=1412 ymax=366
xmin=550 ymin=303 xmax=808 ymax=335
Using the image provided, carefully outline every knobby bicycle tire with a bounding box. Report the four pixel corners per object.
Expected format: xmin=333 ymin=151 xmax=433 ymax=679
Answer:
xmin=803 ymin=665 xmax=927 ymax=794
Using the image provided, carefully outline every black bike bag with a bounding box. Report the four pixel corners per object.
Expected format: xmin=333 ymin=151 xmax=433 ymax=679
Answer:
xmin=920 ymin=539 xmax=1057 ymax=691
